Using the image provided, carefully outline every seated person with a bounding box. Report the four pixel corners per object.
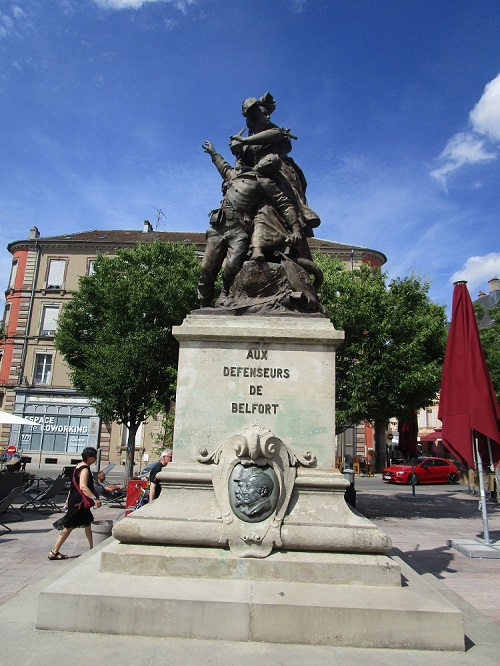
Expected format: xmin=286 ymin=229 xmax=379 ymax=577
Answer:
xmin=94 ymin=471 xmax=125 ymax=499
xmin=1 ymin=456 xmax=34 ymax=487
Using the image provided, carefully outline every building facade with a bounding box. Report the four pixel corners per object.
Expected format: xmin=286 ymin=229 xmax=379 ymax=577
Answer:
xmin=0 ymin=222 xmax=386 ymax=469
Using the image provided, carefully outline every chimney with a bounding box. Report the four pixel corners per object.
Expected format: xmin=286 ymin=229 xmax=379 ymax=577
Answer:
xmin=29 ymin=226 xmax=40 ymax=239
xmin=143 ymin=220 xmax=153 ymax=233
xmin=488 ymin=277 xmax=500 ymax=306
xmin=488 ymin=277 xmax=500 ymax=294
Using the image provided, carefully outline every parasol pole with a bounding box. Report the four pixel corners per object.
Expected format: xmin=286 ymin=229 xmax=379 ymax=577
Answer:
xmin=410 ymin=458 xmax=416 ymax=497
xmin=486 ymin=437 xmax=496 ymax=503
xmin=473 ymin=430 xmax=491 ymax=545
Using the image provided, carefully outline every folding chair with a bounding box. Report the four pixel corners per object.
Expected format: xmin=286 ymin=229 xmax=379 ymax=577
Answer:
xmin=0 ymin=487 xmax=25 ymax=535
xmin=99 ymin=488 xmax=127 ymax=507
xmin=92 ymin=471 xmax=126 ymax=507
xmin=60 ymin=466 xmax=76 ymax=490
xmin=20 ymin=475 xmax=68 ymax=512
xmin=0 ymin=471 xmax=26 ymax=501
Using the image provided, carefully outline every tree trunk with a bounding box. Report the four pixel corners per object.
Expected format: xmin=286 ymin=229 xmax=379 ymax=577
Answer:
xmin=374 ymin=420 xmax=388 ymax=472
xmin=125 ymin=422 xmax=139 ymax=484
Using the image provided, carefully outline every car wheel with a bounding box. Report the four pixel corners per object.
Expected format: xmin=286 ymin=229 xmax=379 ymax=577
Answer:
xmin=448 ymin=472 xmax=459 ymax=484
xmin=407 ymin=473 xmax=419 ymax=485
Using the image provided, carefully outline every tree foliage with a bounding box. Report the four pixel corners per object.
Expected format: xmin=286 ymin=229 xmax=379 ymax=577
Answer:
xmin=479 ymin=304 xmax=500 ymax=403
xmin=150 ymin=405 xmax=176 ymax=458
xmin=55 ymin=242 xmax=200 ymax=479
xmin=316 ymin=256 xmax=447 ymax=468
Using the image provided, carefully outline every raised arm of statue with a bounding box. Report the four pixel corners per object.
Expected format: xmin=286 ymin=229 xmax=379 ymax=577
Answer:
xmin=202 ymin=140 xmax=233 ymax=183
xmin=202 ymin=140 xmax=217 ymax=157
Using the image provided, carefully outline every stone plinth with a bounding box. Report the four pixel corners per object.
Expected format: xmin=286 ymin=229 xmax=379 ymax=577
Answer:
xmin=100 ymin=542 xmax=402 ymax=586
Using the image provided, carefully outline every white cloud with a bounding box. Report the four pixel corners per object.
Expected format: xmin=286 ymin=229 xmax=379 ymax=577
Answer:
xmin=0 ymin=5 xmax=31 ymax=39
xmin=430 ymin=132 xmax=496 ymax=188
xmin=92 ymin=0 xmax=195 ymax=10
xmin=12 ymin=6 xmax=27 ymax=20
xmin=289 ymin=0 xmax=307 ymax=13
xmin=470 ymin=73 xmax=500 ymax=141
xmin=0 ymin=14 xmax=15 ymax=38
xmin=431 ymin=73 xmax=500 ymax=187
xmin=450 ymin=253 xmax=500 ymax=291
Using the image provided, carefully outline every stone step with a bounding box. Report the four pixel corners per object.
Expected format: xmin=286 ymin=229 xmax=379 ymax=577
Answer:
xmin=37 ymin=545 xmax=464 ymax=651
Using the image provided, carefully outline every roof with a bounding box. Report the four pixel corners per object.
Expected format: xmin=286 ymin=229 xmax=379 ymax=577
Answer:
xmin=7 ymin=229 xmax=207 ymax=255
xmin=473 ymin=288 xmax=500 ymax=329
xmin=10 ymin=229 xmax=206 ymax=246
xmin=7 ymin=229 xmax=387 ymax=266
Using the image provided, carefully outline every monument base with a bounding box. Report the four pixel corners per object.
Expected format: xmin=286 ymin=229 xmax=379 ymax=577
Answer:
xmin=37 ymin=541 xmax=464 ymax=651
xmin=112 ymin=463 xmax=392 ymax=556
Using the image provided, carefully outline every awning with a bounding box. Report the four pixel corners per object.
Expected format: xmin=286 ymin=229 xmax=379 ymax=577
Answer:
xmin=419 ymin=430 xmax=443 ymax=442
xmin=0 ymin=409 xmax=40 ymax=426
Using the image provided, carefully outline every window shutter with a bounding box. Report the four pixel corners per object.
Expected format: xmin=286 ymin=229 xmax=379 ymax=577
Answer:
xmin=9 ymin=260 xmax=18 ymax=288
xmin=46 ymin=260 xmax=66 ymax=288
xmin=41 ymin=306 xmax=60 ymax=335
xmin=3 ymin=304 xmax=11 ymax=330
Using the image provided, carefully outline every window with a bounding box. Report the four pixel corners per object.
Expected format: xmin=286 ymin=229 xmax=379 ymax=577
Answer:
xmin=33 ymin=354 xmax=52 ymax=385
xmin=121 ymin=423 xmax=144 ymax=450
xmin=46 ymin=259 xmax=66 ymax=289
xmin=40 ymin=305 xmax=60 ymax=336
xmin=9 ymin=259 xmax=18 ymax=289
xmin=2 ymin=304 xmax=11 ymax=332
xmin=427 ymin=408 xmax=437 ymax=428
xmin=87 ymin=259 xmax=96 ymax=276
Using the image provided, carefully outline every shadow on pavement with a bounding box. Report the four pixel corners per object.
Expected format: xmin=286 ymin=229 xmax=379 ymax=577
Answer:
xmin=357 ymin=490 xmax=500 ymax=520
xmin=391 ymin=545 xmax=458 ymax=578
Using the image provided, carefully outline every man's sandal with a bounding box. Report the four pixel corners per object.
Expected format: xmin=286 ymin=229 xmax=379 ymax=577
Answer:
xmin=48 ymin=550 xmax=68 ymax=560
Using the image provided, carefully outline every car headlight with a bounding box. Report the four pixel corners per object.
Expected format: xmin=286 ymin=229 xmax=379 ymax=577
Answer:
xmin=396 ymin=471 xmax=404 ymax=475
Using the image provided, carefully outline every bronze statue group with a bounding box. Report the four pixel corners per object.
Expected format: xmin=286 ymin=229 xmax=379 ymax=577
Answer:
xmin=198 ymin=93 xmax=324 ymax=314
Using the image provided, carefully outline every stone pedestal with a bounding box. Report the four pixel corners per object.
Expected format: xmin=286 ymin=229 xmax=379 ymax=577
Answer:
xmin=37 ymin=313 xmax=464 ymax=650
xmin=112 ymin=314 xmax=388 ymax=556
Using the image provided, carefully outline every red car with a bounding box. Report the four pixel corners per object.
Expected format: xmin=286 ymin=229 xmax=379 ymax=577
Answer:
xmin=382 ymin=457 xmax=460 ymax=485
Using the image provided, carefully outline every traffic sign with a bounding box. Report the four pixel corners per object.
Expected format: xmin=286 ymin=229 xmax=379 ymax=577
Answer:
xmin=7 ymin=445 xmax=17 ymax=455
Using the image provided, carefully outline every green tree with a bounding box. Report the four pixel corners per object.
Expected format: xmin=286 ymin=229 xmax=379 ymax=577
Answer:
xmin=316 ymin=256 xmax=447 ymax=470
xmin=55 ymin=242 xmax=200 ymax=480
xmin=479 ymin=304 xmax=500 ymax=403
xmin=150 ymin=404 xmax=176 ymax=457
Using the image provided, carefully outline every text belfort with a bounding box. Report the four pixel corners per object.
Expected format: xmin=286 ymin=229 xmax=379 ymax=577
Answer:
xmin=223 ymin=349 xmax=290 ymax=415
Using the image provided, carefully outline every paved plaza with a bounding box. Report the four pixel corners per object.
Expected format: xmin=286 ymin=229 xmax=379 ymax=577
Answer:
xmin=0 ymin=469 xmax=499 ymax=664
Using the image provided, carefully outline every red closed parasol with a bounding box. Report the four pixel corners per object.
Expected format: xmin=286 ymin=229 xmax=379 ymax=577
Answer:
xmin=438 ymin=281 xmax=500 ymax=546
xmin=438 ymin=281 xmax=500 ymax=468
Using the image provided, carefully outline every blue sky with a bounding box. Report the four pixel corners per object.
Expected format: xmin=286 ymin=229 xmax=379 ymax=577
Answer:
xmin=1 ymin=0 xmax=500 ymax=316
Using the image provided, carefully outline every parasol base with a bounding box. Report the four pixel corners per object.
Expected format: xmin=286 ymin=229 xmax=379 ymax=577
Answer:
xmin=447 ymin=538 xmax=500 ymax=558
